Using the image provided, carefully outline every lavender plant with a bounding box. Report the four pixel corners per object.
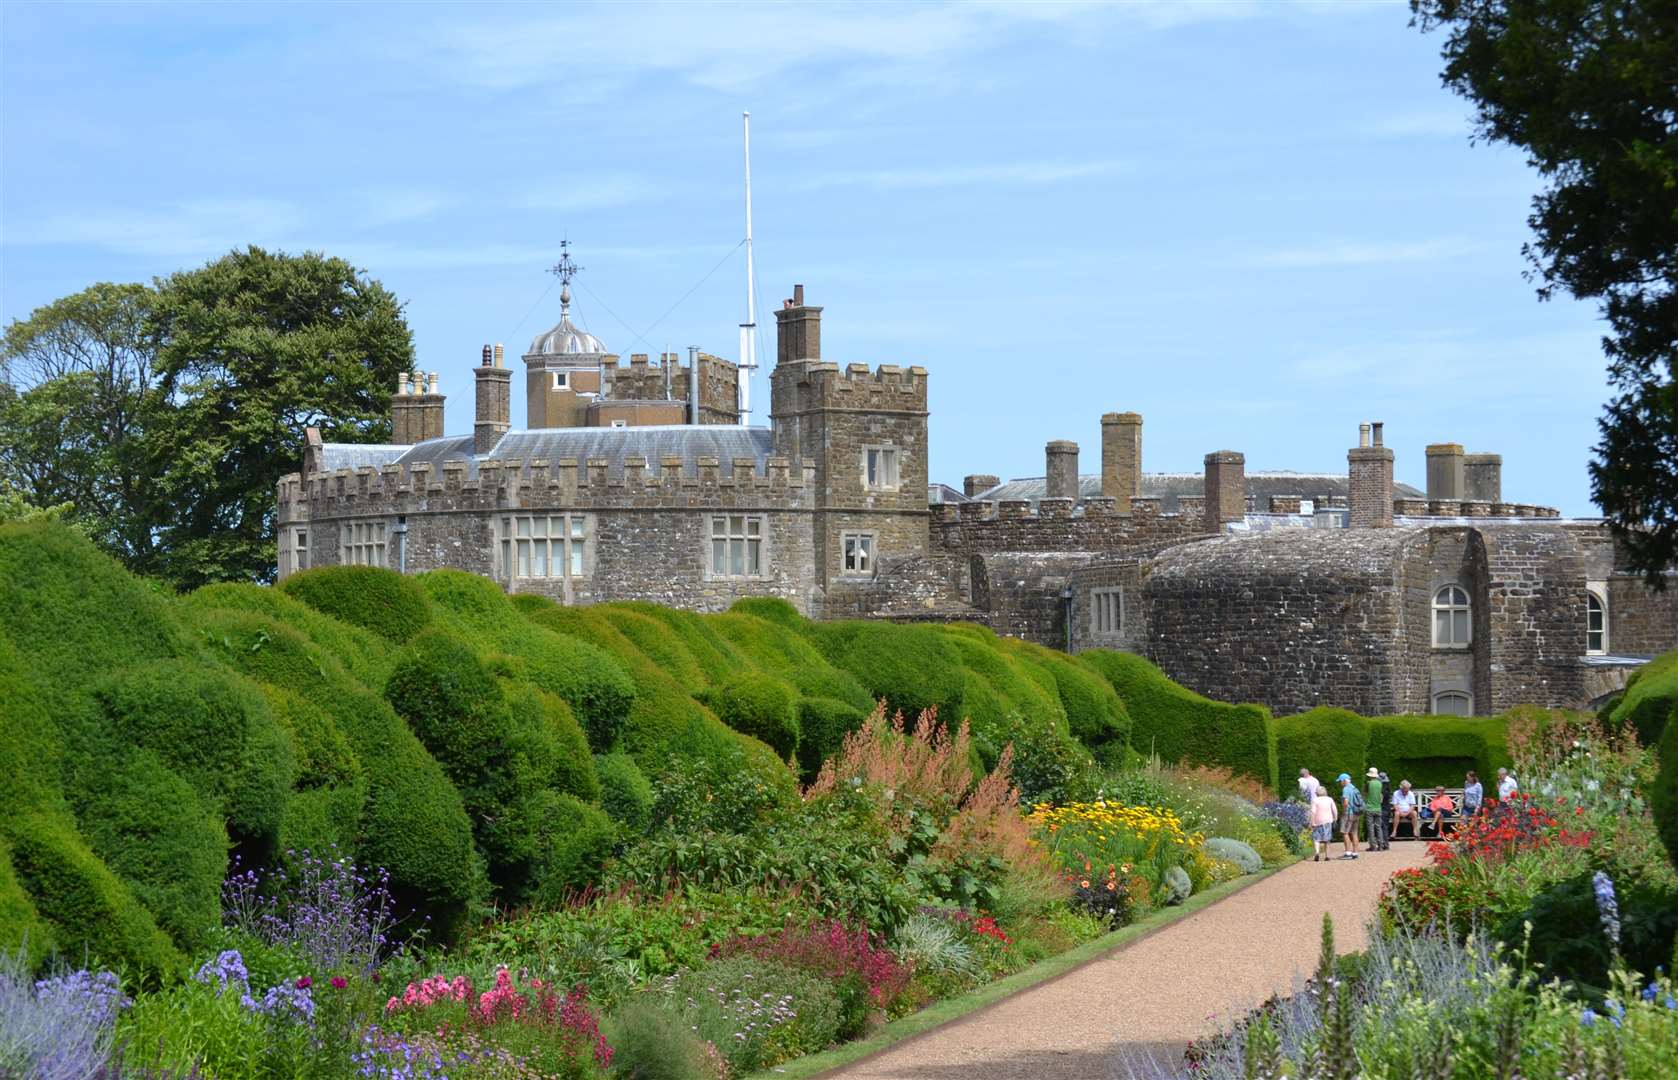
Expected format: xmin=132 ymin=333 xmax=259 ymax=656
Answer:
xmin=222 ymin=846 xmax=401 ymax=973
xmin=0 ymin=949 xmax=127 ymax=1080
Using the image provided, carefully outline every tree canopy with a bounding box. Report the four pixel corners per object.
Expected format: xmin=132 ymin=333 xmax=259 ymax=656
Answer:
xmin=1412 ymin=0 xmax=1678 ymax=585
xmin=0 ymin=248 xmax=415 ymax=589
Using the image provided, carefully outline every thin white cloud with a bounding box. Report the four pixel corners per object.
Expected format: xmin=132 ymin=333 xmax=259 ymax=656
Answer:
xmin=1285 ymin=328 xmax=1605 ymax=397
xmin=796 ymin=159 xmax=1131 ymax=191
xmin=3 ymin=198 xmax=308 ymax=260
xmin=359 ymin=187 xmax=456 ymax=227
xmin=516 ymin=175 xmax=666 ymax=213
xmin=1244 ymin=238 xmax=1482 ymax=269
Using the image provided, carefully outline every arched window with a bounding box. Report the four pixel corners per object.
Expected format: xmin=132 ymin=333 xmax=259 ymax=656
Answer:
xmin=1433 ymin=691 xmax=1472 ymax=716
xmin=1432 ymin=585 xmax=1471 ymax=647
xmin=1586 ymin=591 xmax=1607 ymax=655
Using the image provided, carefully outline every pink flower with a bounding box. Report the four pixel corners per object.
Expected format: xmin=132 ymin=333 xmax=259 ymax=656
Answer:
xmin=330 ymin=976 xmax=348 ymax=990
xmin=295 ymin=976 xmax=312 ymax=989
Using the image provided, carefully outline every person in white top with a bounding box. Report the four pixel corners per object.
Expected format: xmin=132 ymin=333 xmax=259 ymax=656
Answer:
xmin=1308 ymin=785 xmax=1338 ymax=862
xmin=1497 ymin=768 xmax=1518 ymax=801
xmin=1391 ymin=780 xmax=1420 ymax=839
xmin=1298 ymin=768 xmax=1319 ymax=804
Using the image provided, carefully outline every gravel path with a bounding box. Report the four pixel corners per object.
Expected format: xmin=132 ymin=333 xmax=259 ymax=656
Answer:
xmin=823 ymin=845 xmax=1431 ymax=1080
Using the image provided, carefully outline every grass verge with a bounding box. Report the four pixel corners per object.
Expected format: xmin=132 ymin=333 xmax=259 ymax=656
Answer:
xmin=744 ymin=860 xmax=1293 ymax=1079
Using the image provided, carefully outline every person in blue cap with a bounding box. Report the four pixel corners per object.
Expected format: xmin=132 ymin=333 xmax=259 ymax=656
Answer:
xmin=1337 ymin=772 xmax=1363 ymax=858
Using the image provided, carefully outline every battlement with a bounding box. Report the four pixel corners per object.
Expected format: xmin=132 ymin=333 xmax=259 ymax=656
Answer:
xmin=775 ymin=360 xmax=929 ymax=414
xmin=932 ymin=494 xmax=1205 ymax=557
xmin=288 ymin=452 xmax=820 ymax=517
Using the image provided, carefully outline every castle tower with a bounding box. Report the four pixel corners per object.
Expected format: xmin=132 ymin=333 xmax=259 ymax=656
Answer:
xmin=474 ymin=343 xmax=511 ymax=454
xmin=769 ymin=284 xmax=929 ymax=588
xmin=1101 ymin=412 xmax=1142 ymax=511
xmin=1348 ymin=421 xmax=1395 ymax=528
xmin=522 ymin=242 xmax=610 ymax=429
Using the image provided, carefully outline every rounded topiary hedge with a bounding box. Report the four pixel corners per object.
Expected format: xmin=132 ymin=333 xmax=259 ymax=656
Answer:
xmin=727 ymin=596 xmax=806 ymax=631
xmin=507 ymin=685 xmax=600 ymax=803
xmin=3 ymin=811 xmax=183 ymax=984
xmin=707 ymin=672 xmax=800 ymax=759
xmin=814 ymin=621 xmax=966 ymax=723
xmin=384 ymin=628 xmax=509 ymax=776
xmin=1365 ymin=715 xmax=1508 ymax=790
xmin=0 ymin=835 xmax=54 ymax=966
xmin=1081 ymin=649 xmax=1276 ymax=790
xmin=1652 ymin=704 xmax=1678 ymax=872
xmin=596 ymin=752 xmax=654 ymax=834
xmin=795 ymin=697 xmax=868 ymax=778
xmin=84 ymin=659 xmax=295 ymax=847
xmin=1275 ymin=707 xmax=1369 ymax=793
xmin=1004 ymin=637 xmax=1132 ymax=757
xmin=187 ymin=582 xmax=394 ymax=687
xmin=279 ymin=564 xmax=434 ymax=644
xmin=1612 ymin=649 xmax=1678 ymax=749
xmin=531 ymin=794 xmax=618 ymax=903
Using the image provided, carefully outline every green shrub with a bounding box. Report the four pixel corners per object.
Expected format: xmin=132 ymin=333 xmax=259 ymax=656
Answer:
xmin=505 ymin=684 xmax=600 ymax=803
xmin=727 ymin=596 xmax=807 ymax=631
xmin=81 ymin=660 xmax=295 ymax=847
xmin=634 ymin=604 xmax=753 ymax=684
xmin=1653 ymin=708 xmax=1678 ymax=872
xmin=278 ymin=564 xmax=434 ymax=643
xmin=1235 ymin=817 xmax=1293 ymax=865
xmin=1366 ymin=715 xmax=1508 ymax=789
xmin=73 ymin=751 xmax=226 ymax=953
xmin=384 ymin=628 xmax=509 ymax=777
xmin=1204 ymin=837 xmax=1263 ymax=874
xmin=1162 ymin=865 xmax=1192 ymax=905
xmin=597 ymin=752 xmax=654 ymax=834
xmin=813 ymin=621 xmax=966 ymax=721
xmin=1612 ymin=648 xmax=1678 ymax=748
xmin=1275 ymin=708 xmax=1370 ymax=792
xmin=530 ymin=794 xmax=617 ymax=904
xmin=186 ymin=582 xmax=394 ymax=687
xmin=795 ymin=697 xmax=868 ymax=778
xmin=1497 ymin=871 xmax=1678 ymax=989
xmin=0 ymin=636 xmax=64 ymax=814
xmin=422 ymin=570 xmax=635 ymax=750
xmin=0 ymin=521 xmax=183 ymax=710
xmin=709 ymin=611 xmax=873 ymax=712
xmin=1003 ymin=637 xmax=1132 ymax=757
xmin=598 ymin=605 xmax=713 ymax=688
xmin=602 ymin=999 xmax=722 ymax=1080
xmin=3 ymin=811 xmax=183 ymax=984
xmin=1082 ymin=650 xmax=1277 ymax=789
xmin=194 ymin=610 xmax=482 ymax=939
xmin=706 ymin=672 xmax=800 ymax=759
xmin=0 ymin=834 xmax=54 ymax=965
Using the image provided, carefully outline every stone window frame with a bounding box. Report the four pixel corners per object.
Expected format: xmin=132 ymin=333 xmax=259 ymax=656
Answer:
xmin=341 ymin=520 xmax=386 ymax=567
xmin=293 ymin=527 xmax=311 ymax=574
xmin=1585 ymin=585 xmax=1608 ymax=655
xmin=861 ymin=444 xmax=901 ymax=492
xmin=551 ymin=370 xmax=569 ymax=390
xmin=1090 ymin=587 xmax=1123 ymax=637
xmin=499 ymin=512 xmax=590 ymax=582
xmin=840 ymin=531 xmax=876 ymax=577
xmin=1432 ymin=584 xmax=1471 ymax=649
xmin=705 ymin=513 xmax=769 ymax=581
xmin=1432 ymin=690 xmax=1473 ymax=717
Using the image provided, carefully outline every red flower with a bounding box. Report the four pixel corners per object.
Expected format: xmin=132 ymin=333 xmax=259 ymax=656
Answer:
xmin=295 ymin=976 xmax=313 ymax=989
xmin=330 ymin=976 xmax=348 ymax=990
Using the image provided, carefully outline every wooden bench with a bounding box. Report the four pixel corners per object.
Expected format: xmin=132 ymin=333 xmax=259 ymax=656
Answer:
xmin=1386 ymin=786 xmax=1473 ymax=840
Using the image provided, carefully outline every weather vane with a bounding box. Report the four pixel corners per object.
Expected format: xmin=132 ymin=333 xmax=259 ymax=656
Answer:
xmin=549 ymin=239 xmax=581 ymax=317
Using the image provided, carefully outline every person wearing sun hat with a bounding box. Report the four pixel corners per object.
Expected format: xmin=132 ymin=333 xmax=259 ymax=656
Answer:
xmin=1364 ymin=766 xmax=1387 ymax=851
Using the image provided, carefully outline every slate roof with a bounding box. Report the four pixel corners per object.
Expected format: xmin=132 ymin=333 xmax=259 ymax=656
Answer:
xmin=321 ymin=427 xmax=776 ymax=481
xmin=967 ymin=472 xmax=1425 ymax=512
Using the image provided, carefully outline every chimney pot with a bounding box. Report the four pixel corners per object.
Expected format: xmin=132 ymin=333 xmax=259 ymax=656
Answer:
xmin=494 ymin=343 xmax=504 ymax=368
xmin=481 ymin=344 xmax=492 ymax=366
xmin=793 ymin=284 xmax=804 ymax=305
xmin=1371 ymin=421 xmax=1384 ymax=447
xmin=1359 ymin=422 xmax=1370 ymax=449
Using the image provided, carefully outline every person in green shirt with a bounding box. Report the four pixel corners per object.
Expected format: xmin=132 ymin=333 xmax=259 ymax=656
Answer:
xmin=1364 ymin=767 xmax=1387 ymax=851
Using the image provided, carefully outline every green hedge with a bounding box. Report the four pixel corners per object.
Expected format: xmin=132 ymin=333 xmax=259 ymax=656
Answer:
xmin=1080 ymin=650 xmax=1277 ymax=789
xmin=596 ymin=752 xmax=654 ymax=834
xmin=420 ymin=571 xmax=635 ymax=751
xmin=796 ymin=697 xmax=869 ymax=779
xmin=83 ymin=659 xmax=295 ymax=848
xmin=1366 ymin=715 xmax=1508 ymax=790
xmin=278 ymin=564 xmax=434 ymax=644
xmin=0 ymin=834 xmax=54 ymax=966
xmin=73 ymin=751 xmax=227 ymax=954
xmin=530 ymin=794 xmax=618 ymax=905
xmin=1003 ymin=637 xmax=1132 ymax=758
xmin=1652 ymin=705 xmax=1678 ymax=871
xmin=706 ymin=672 xmax=800 ymax=759
xmin=1275 ymin=708 xmax=1369 ymax=793
xmin=187 ymin=582 xmax=394 ymax=687
xmin=507 ymin=685 xmax=600 ymax=803
xmin=1612 ymin=648 xmax=1678 ymax=749
xmin=813 ymin=621 xmax=966 ymax=722
xmin=2 ymin=811 xmax=183 ymax=984
xmin=727 ymin=596 xmax=807 ymax=631
xmin=708 ymin=611 xmax=874 ymax=713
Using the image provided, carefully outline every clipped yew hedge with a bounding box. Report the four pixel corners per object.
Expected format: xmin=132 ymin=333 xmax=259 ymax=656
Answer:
xmin=1275 ymin=708 xmax=1511 ymax=792
xmin=279 ymin=564 xmax=434 ymax=644
xmin=1081 ymin=649 xmax=1277 ymax=789
xmin=1612 ymin=648 xmax=1678 ymax=749
xmin=1652 ymin=707 xmax=1678 ymax=870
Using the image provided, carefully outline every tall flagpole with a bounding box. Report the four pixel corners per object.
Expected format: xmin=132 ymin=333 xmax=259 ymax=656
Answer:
xmin=738 ymin=110 xmax=757 ymax=427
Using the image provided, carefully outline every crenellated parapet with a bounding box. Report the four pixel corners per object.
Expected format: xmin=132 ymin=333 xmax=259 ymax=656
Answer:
xmin=796 ymin=362 xmax=929 ymax=415
xmin=295 ymin=453 xmax=819 ymax=519
xmin=932 ymin=495 xmax=1207 ymax=556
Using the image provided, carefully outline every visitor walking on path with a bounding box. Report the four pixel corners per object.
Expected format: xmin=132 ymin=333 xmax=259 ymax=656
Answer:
xmin=1337 ymin=773 xmax=1362 ymax=858
xmin=1308 ymin=785 xmax=1337 ymax=862
xmin=1363 ymin=767 xmax=1387 ymax=851
xmin=1297 ymin=767 xmax=1319 ymax=804
xmin=1463 ymin=770 xmax=1483 ymax=819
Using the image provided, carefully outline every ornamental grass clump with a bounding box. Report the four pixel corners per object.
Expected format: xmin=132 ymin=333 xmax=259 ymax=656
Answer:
xmin=0 ymin=949 xmax=128 ymax=1080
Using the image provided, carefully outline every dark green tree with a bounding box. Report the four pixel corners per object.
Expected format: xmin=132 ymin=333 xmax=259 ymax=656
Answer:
xmin=144 ymin=247 xmax=415 ymax=587
xmin=0 ymin=283 xmax=157 ymax=564
xmin=1412 ymin=0 xmax=1678 ymax=585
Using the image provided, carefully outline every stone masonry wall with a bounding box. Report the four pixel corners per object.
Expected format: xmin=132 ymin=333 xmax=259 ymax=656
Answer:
xmin=1608 ymin=575 xmax=1678 ymax=657
xmin=1475 ymin=526 xmax=1590 ymax=709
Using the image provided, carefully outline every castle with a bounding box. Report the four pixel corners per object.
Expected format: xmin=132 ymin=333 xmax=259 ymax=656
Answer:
xmin=276 ymin=278 xmax=1677 ymax=719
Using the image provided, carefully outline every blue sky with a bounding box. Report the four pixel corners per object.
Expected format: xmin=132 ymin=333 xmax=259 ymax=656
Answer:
xmin=1 ymin=1 xmax=1610 ymax=514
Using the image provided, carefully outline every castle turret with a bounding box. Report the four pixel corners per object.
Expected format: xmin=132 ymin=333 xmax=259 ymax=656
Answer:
xmin=475 ymin=343 xmax=510 ymax=454
xmin=1348 ymin=421 xmax=1395 ymax=528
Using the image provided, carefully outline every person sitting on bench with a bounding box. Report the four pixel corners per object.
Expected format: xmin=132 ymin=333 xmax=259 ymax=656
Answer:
xmin=1392 ymin=780 xmax=1420 ymax=839
xmin=1424 ymin=786 xmax=1456 ymax=837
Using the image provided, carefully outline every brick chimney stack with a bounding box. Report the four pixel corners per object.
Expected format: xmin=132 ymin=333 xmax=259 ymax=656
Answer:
xmin=964 ymin=474 xmax=1000 ymax=498
xmin=1045 ymin=440 xmax=1080 ymax=500
xmin=1349 ymin=421 xmax=1395 ymax=528
xmin=474 ymin=343 xmax=511 ymax=454
xmin=1464 ymin=453 xmax=1502 ymax=503
xmin=1426 ymin=443 xmax=1465 ymax=502
xmin=774 ymin=284 xmax=822 ymax=365
xmin=1203 ymin=450 xmax=1246 ymax=530
xmin=390 ymin=372 xmax=416 ymax=445
xmin=1101 ymin=412 xmax=1142 ymax=511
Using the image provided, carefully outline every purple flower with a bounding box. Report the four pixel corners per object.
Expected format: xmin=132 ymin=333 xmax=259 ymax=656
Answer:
xmin=2 ymin=951 xmax=124 ymax=1080
xmin=1592 ymin=871 xmax=1621 ymax=947
xmin=247 ymin=981 xmax=315 ymax=1024
xmin=193 ymin=950 xmax=250 ymax=996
